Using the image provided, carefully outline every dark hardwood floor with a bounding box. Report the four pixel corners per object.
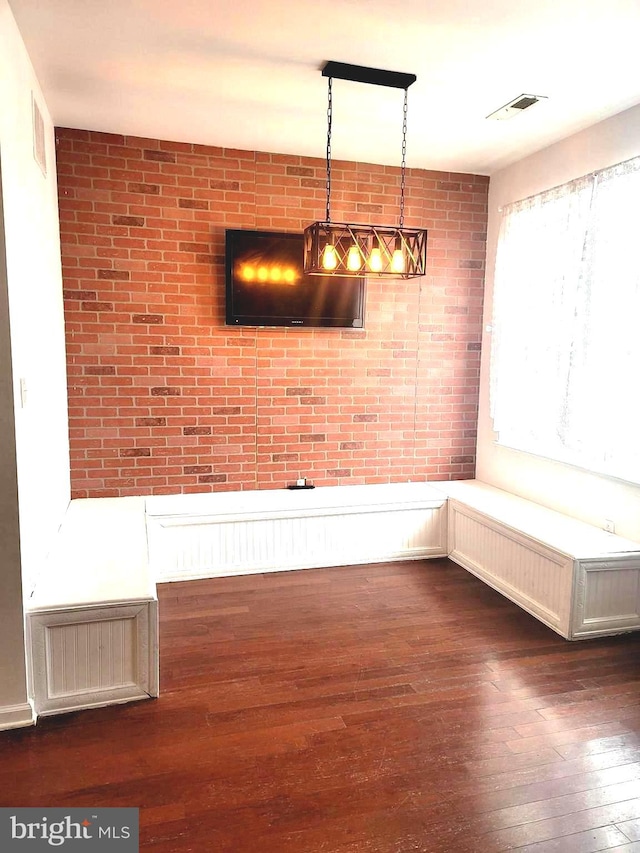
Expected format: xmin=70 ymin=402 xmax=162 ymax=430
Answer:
xmin=2 ymin=558 xmax=640 ymax=852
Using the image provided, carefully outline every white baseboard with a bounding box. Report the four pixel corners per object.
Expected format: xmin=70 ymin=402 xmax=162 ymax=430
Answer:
xmin=0 ymin=701 xmax=35 ymax=732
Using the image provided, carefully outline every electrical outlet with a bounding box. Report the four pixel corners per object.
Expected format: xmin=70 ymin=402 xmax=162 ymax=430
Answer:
xmin=604 ymin=519 xmax=615 ymax=534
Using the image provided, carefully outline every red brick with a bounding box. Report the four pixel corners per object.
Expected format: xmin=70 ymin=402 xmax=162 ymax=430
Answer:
xmin=135 ymin=417 xmax=167 ymax=426
xmin=132 ymin=314 xmax=164 ymax=324
xmin=81 ymin=301 xmax=113 ymax=311
xmin=143 ymin=149 xmax=176 ymax=163
xmin=150 ymin=387 xmax=181 ymax=397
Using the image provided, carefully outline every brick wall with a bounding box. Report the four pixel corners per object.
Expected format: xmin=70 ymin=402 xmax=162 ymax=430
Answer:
xmin=56 ymin=128 xmax=488 ymax=498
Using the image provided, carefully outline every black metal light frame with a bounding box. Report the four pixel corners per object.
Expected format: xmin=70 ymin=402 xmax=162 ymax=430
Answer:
xmin=304 ymin=61 xmax=427 ymax=279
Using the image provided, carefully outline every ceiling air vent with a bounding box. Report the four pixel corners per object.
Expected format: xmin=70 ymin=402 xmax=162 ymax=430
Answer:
xmin=486 ymin=94 xmax=547 ymax=121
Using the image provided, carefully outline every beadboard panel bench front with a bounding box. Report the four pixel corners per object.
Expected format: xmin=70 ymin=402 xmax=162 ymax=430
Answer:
xmin=435 ymin=480 xmax=640 ymax=640
xmin=145 ymin=482 xmax=449 ymax=582
xmin=26 ymin=497 xmax=159 ymax=717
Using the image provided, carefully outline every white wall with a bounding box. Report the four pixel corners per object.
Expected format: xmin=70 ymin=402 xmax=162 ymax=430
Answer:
xmin=0 ymin=0 xmax=70 ymax=727
xmin=0 ymin=158 xmax=32 ymax=729
xmin=477 ymin=103 xmax=640 ymax=541
xmin=0 ymin=0 xmax=70 ymax=592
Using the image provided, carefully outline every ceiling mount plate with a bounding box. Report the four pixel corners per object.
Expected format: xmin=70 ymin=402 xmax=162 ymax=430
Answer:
xmin=321 ymin=61 xmax=416 ymax=90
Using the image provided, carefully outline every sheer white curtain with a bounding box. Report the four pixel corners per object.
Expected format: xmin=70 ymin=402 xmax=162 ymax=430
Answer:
xmin=490 ymin=155 xmax=640 ymax=484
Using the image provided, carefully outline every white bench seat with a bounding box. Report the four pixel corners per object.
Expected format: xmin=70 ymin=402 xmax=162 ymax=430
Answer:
xmin=27 ymin=497 xmax=158 ymax=717
xmin=146 ymin=482 xmax=449 ymax=581
xmin=433 ymin=480 xmax=640 ymax=639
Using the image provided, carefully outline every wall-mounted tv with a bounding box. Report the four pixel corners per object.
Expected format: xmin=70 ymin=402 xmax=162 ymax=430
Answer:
xmin=225 ymin=229 xmax=365 ymax=328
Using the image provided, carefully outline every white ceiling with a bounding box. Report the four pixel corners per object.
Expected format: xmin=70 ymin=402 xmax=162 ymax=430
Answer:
xmin=9 ymin=0 xmax=640 ymax=175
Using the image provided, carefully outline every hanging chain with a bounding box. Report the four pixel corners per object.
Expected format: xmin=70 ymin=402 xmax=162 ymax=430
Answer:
xmin=325 ymin=76 xmax=333 ymax=223
xmin=399 ymin=87 xmax=408 ymax=229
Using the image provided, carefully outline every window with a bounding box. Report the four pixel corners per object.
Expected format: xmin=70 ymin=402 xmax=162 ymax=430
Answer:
xmin=490 ymin=155 xmax=640 ymax=484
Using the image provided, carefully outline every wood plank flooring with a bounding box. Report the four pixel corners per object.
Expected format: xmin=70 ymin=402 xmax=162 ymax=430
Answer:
xmin=2 ymin=558 xmax=640 ymax=852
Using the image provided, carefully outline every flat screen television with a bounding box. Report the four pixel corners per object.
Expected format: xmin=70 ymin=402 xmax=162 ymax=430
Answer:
xmin=225 ymin=229 xmax=365 ymax=328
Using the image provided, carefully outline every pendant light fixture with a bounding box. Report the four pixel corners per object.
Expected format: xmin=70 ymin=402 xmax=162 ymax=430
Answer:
xmin=303 ymin=61 xmax=427 ymax=279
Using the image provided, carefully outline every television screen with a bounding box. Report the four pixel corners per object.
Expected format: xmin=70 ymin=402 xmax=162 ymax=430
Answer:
xmin=225 ymin=229 xmax=365 ymax=328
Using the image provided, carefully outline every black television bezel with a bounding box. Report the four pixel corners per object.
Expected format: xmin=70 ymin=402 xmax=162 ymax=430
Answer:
xmin=224 ymin=229 xmax=366 ymax=328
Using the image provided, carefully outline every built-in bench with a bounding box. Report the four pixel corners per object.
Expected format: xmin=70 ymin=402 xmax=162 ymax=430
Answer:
xmin=437 ymin=480 xmax=640 ymax=640
xmin=145 ymin=482 xmax=449 ymax=581
xmin=26 ymin=497 xmax=159 ymax=717
xmin=26 ymin=480 xmax=640 ymax=719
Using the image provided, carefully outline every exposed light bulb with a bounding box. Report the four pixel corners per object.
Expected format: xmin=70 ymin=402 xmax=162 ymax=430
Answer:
xmin=391 ymin=249 xmax=405 ymax=273
xmin=368 ymin=247 xmax=383 ymax=272
xmin=257 ymin=266 xmax=269 ymax=282
xmin=347 ymin=245 xmax=362 ymax=271
xmin=322 ymin=244 xmax=338 ymax=270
